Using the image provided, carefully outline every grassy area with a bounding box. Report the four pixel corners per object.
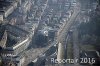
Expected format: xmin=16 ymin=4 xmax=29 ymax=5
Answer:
xmin=80 ymin=45 xmax=96 ymax=51
xmin=67 ymin=41 xmax=73 ymax=59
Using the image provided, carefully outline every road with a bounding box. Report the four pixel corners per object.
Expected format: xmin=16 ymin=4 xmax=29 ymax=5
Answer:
xmin=57 ymin=3 xmax=80 ymax=44
xmin=32 ymin=2 xmax=81 ymax=66
xmin=24 ymin=1 xmax=81 ymax=66
xmin=21 ymin=0 xmax=50 ymax=65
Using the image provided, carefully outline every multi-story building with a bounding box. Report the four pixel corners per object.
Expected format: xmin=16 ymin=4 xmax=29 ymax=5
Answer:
xmin=0 ymin=24 xmax=31 ymax=66
xmin=0 ymin=0 xmax=37 ymax=66
xmin=0 ymin=0 xmax=18 ymax=22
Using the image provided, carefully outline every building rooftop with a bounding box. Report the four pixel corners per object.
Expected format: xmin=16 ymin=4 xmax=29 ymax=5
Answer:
xmin=0 ymin=1 xmax=18 ymax=18
xmin=0 ymin=24 xmax=29 ymax=48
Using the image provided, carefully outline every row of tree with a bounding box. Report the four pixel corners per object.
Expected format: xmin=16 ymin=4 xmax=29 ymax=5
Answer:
xmin=78 ymin=3 xmax=100 ymax=52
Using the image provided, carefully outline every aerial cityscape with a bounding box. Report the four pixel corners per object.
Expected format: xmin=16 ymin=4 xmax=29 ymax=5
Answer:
xmin=0 ymin=0 xmax=100 ymax=66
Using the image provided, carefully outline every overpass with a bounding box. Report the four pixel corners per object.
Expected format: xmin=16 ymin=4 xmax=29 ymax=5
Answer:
xmin=56 ymin=1 xmax=81 ymax=65
xmin=57 ymin=3 xmax=80 ymax=44
xmin=30 ymin=1 xmax=81 ymax=66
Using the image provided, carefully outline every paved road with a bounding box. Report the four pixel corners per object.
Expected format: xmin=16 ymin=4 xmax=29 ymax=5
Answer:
xmin=55 ymin=2 xmax=81 ymax=66
xmin=21 ymin=0 xmax=49 ymax=65
xmin=41 ymin=2 xmax=81 ymax=66
xmin=24 ymin=1 xmax=81 ymax=66
xmin=57 ymin=4 xmax=80 ymax=44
